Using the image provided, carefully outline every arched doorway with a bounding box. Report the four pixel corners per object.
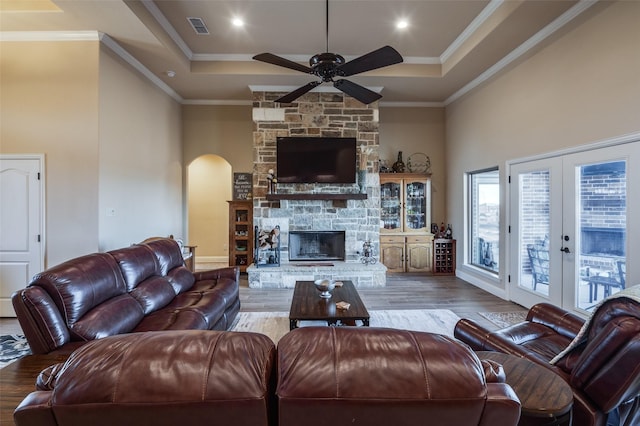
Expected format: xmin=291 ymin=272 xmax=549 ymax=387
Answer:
xmin=187 ymin=154 xmax=232 ymax=269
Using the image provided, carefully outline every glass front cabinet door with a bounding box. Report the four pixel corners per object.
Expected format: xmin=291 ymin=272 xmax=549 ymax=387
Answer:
xmin=404 ymin=179 xmax=429 ymax=232
xmin=381 ymin=181 xmax=402 ymax=231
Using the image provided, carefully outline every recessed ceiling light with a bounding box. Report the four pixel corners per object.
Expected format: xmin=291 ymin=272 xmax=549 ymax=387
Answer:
xmin=232 ymin=17 xmax=244 ymax=27
xmin=396 ymin=20 xmax=409 ymax=29
xmin=165 ymin=70 xmax=176 ymax=78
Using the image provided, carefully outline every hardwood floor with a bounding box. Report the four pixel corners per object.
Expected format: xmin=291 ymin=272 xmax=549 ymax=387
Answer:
xmin=239 ymin=273 xmax=527 ymax=329
xmin=0 ymin=274 xmax=526 ymax=425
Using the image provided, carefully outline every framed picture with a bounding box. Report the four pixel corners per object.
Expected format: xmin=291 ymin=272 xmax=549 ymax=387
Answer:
xmin=233 ymin=173 xmax=252 ymax=200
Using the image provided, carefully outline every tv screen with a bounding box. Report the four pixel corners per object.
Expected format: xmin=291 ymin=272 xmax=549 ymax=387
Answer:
xmin=277 ymin=137 xmax=357 ymax=183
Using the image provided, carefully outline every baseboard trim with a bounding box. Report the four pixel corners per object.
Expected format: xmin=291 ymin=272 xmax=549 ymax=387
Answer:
xmin=456 ymin=269 xmax=507 ymax=300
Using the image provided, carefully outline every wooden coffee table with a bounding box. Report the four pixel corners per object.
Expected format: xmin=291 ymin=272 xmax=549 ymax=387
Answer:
xmin=289 ymin=280 xmax=370 ymax=330
xmin=477 ymin=351 xmax=573 ymax=426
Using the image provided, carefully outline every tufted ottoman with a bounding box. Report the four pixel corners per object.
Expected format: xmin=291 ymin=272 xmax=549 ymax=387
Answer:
xmin=276 ymin=327 xmax=521 ymax=426
xmin=14 ymin=330 xmax=276 ymax=426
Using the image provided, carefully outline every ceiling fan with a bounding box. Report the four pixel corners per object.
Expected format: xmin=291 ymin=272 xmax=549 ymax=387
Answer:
xmin=252 ymin=0 xmax=403 ymax=105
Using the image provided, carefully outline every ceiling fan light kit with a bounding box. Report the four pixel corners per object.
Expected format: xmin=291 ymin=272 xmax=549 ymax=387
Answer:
xmin=253 ymin=0 xmax=403 ymax=105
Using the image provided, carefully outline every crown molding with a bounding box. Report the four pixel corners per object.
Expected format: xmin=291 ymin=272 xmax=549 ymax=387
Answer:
xmin=182 ymin=99 xmax=253 ymax=106
xmin=0 ymin=30 xmax=99 ymax=42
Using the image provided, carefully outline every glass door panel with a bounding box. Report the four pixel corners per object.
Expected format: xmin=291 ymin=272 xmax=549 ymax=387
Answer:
xmin=381 ymin=182 xmax=401 ymax=231
xmin=405 ymin=180 xmax=427 ymax=231
xmin=519 ymin=170 xmax=551 ymax=297
xmin=575 ymin=160 xmax=626 ymax=311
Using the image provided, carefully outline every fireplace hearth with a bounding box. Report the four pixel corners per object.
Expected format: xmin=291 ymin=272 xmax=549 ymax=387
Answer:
xmin=289 ymin=231 xmax=345 ymax=261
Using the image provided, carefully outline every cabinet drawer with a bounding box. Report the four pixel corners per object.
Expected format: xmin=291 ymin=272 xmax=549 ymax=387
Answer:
xmin=406 ymin=235 xmax=431 ymax=244
xmin=380 ymin=235 xmax=405 ymax=244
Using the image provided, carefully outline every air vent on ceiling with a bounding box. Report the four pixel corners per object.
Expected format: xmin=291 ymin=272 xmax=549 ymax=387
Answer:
xmin=187 ymin=17 xmax=209 ymax=35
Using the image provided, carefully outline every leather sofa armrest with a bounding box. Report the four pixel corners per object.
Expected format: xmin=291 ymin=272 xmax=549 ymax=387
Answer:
xmin=454 ymin=319 xmax=558 ymax=366
xmin=12 ymin=287 xmax=70 ymax=355
xmin=527 ymin=303 xmax=584 ymax=340
xmin=193 ymin=266 xmax=239 ymax=283
xmin=13 ymin=391 xmax=57 ymax=426
xmin=480 ymin=383 xmax=521 ymax=426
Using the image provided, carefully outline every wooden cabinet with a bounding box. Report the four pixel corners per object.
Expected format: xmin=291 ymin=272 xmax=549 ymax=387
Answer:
xmin=379 ymin=174 xmax=432 ymax=273
xmin=433 ymin=239 xmax=456 ymax=275
xmin=228 ymin=200 xmax=253 ymax=273
xmin=380 ymin=235 xmax=432 ymax=273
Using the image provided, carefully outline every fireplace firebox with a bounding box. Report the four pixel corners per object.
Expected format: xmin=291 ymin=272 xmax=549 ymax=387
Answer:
xmin=289 ymin=231 xmax=345 ymax=261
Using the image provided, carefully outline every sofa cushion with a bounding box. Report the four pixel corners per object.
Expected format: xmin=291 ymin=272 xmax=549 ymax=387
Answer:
xmin=142 ymin=239 xmax=185 ymax=275
xmin=29 ymin=253 xmax=127 ymax=325
xmin=70 ymin=294 xmax=144 ymax=340
xmin=132 ymin=308 xmax=208 ymax=331
xmin=109 ymin=245 xmax=160 ymax=292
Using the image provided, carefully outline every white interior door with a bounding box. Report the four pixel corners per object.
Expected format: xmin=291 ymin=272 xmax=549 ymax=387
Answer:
xmin=0 ymin=155 xmax=44 ymax=317
xmin=509 ymin=141 xmax=639 ymax=315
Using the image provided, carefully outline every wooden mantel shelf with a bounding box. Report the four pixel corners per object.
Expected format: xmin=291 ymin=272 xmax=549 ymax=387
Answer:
xmin=266 ymin=193 xmax=367 ymax=201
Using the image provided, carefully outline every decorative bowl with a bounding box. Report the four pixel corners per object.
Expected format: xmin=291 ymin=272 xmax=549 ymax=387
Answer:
xmin=314 ymin=279 xmax=335 ymax=298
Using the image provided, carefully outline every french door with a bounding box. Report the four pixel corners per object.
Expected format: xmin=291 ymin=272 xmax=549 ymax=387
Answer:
xmin=509 ymin=141 xmax=639 ymax=315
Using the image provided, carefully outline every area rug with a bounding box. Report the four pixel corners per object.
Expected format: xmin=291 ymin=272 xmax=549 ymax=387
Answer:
xmin=0 ymin=334 xmax=31 ymax=369
xmin=0 ymin=309 xmax=460 ymax=368
xmin=478 ymin=311 xmax=527 ymax=328
xmin=230 ymin=309 xmax=460 ymax=343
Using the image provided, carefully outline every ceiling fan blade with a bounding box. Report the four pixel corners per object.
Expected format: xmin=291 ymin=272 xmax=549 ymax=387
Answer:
xmin=276 ymin=81 xmax=322 ymax=103
xmin=253 ymin=53 xmax=313 ymax=74
xmin=338 ymin=46 xmax=403 ymax=77
xmin=333 ymin=79 xmax=382 ymax=105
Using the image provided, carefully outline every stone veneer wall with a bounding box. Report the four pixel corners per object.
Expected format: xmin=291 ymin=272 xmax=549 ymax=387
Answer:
xmin=252 ymin=91 xmax=381 ymax=262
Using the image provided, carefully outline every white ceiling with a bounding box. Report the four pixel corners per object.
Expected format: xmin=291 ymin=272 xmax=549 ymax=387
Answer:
xmin=1 ymin=0 xmax=599 ymax=105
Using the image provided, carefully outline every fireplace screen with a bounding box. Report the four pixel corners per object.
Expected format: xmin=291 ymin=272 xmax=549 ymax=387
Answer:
xmin=289 ymin=231 xmax=345 ymax=261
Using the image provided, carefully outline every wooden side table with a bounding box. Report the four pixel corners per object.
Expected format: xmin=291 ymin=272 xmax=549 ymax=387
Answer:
xmin=477 ymin=351 xmax=573 ymax=426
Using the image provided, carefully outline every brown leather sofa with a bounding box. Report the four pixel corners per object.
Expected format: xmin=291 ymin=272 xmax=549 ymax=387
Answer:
xmin=277 ymin=327 xmax=521 ymax=426
xmin=15 ymin=327 xmax=520 ymax=426
xmin=454 ymin=292 xmax=640 ymax=426
xmin=14 ymin=330 xmax=277 ymax=426
xmin=12 ymin=238 xmax=240 ymax=355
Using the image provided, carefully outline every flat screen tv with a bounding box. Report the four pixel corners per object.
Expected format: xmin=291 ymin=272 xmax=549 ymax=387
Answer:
xmin=276 ymin=137 xmax=357 ymax=184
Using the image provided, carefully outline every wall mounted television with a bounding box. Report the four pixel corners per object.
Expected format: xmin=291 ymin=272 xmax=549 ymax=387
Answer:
xmin=276 ymin=136 xmax=357 ymax=184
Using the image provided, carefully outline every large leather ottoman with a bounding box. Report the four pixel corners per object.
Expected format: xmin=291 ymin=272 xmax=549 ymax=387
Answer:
xmin=276 ymin=327 xmax=521 ymax=426
xmin=14 ymin=330 xmax=276 ymax=426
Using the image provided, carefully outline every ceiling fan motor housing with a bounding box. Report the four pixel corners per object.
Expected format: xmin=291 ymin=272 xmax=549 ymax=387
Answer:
xmin=310 ymin=52 xmax=345 ymax=81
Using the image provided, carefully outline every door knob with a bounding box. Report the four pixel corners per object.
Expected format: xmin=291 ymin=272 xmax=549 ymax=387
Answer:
xmin=560 ymin=247 xmax=570 ymax=253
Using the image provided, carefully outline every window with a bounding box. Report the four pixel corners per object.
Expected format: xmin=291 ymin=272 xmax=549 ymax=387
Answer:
xmin=469 ymin=168 xmax=500 ymax=273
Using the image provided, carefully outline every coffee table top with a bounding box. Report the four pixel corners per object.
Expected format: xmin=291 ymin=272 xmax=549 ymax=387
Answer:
xmin=477 ymin=351 xmax=573 ymax=419
xmin=289 ymin=280 xmax=370 ymax=324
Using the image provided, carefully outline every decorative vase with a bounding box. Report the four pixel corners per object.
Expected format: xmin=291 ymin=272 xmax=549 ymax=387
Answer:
xmin=357 ymin=170 xmax=367 ymax=193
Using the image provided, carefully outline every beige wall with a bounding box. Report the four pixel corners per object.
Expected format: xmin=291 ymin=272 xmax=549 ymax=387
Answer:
xmin=1 ymin=40 xmax=100 ymax=266
xmin=182 ymin=105 xmax=253 ymax=170
xmin=445 ymin=1 xmax=640 ymax=290
xmin=98 ymin=46 xmax=183 ymax=251
xmin=379 ymin=107 xmax=446 ymax=225
xmin=1 ymin=39 xmax=183 ymax=266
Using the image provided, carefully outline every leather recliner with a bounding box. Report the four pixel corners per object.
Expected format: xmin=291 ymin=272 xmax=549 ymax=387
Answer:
xmin=276 ymin=327 xmax=522 ymax=426
xmin=13 ymin=330 xmax=277 ymax=426
xmin=454 ymin=289 xmax=640 ymax=426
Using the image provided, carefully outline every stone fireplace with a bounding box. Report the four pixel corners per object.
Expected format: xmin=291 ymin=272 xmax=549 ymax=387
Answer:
xmin=247 ymin=91 xmax=386 ymax=288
